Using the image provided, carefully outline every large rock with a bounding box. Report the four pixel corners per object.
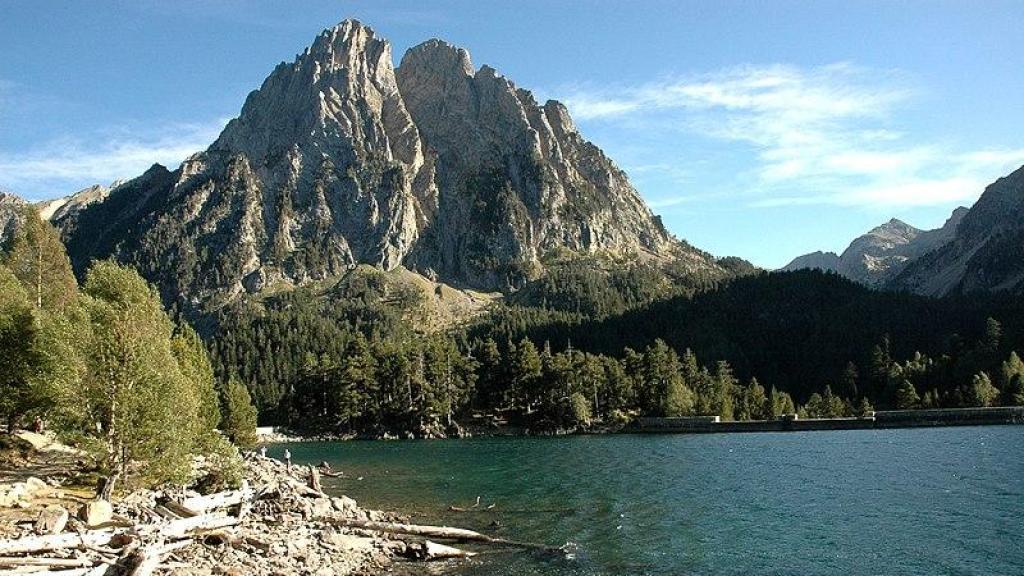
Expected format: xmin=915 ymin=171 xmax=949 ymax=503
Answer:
xmin=34 ymin=505 xmax=69 ymax=535
xmin=79 ymin=499 xmax=113 ymax=527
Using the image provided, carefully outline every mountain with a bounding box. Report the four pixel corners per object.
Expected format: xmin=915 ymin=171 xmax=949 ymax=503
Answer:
xmin=780 ymin=251 xmax=839 ymax=274
xmin=0 ymin=192 xmax=28 ymax=245
xmin=57 ymin=20 xmax=724 ymax=315
xmin=892 ymin=165 xmax=1024 ymax=296
xmin=781 ymin=207 xmax=967 ymax=288
xmin=39 ymin=182 xmax=118 ymax=222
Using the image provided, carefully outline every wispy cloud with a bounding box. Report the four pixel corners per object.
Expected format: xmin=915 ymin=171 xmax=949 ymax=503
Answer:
xmin=561 ymin=64 xmax=1024 ymax=209
xmin=0 ymin=119 xmax=227 ymax=199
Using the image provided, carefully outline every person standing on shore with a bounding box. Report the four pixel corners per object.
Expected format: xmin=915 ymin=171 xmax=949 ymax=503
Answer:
xmin=284 ymin=448 xmax=292 ymax=472
xmin=259 ymin=446 xmax=267 ymax=458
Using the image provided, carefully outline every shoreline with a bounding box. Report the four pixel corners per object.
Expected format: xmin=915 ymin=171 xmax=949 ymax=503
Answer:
xmin=258 ymin=406 xmax=1024 ymax=444
xmin=0 ymin=438 xmax=498 ymax=575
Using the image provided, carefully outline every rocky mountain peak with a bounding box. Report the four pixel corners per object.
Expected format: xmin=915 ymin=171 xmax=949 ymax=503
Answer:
xmin=55 ymin=19 xmax=715 ymax=315
xmin=892 ymin=165 xmax=1024 ymax=296
xmin=400 ymin=39 xmax=475 ymax=79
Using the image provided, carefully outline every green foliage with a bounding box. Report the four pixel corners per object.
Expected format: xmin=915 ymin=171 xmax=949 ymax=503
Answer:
xmin=81 ymin=261 xmax=201 ymax=487
xmin=894 ymin=380 xmax=920 ymax=409
xmin=967 ymin=372 xmax=1000 ymax=407
xmin=2 ymin=206 xmax=77 ymax=313
xmin=0 ymin=264 xmax=43 ymax=430
xmin=220 ymin=375 xmax=258 ymax=448
xmin=568 ymin=392 xmax=592 ymax=427
xmin=172 ymin=323 xmax=221 ymax=446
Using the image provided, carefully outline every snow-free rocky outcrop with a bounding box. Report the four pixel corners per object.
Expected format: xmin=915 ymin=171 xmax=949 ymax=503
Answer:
xmin=0 ymin=192 xmax=28 ymax=246
xmin=57 ymin=20 xmax=719 ymax=314
xmin=782 ymin=207 xmax=968 ymax=288
xmin=892 ymin=165 xmax=1024 ymax=296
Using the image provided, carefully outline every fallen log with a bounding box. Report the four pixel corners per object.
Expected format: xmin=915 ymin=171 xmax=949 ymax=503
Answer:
xmin=0 ymin=529 xmax=118 ymax=555
xmin=122 ymin=540 xmax=191 ymax=576
xmin=177 ymin=488 xmax=253 ymax=515
xmin=143 ymin=514 xmax=239 ymax=540
xmin=325 ymin=518 xmax=563 ymax=553
xmin=0 ymin=557 xmax=96 ymax=568
xmin=421 ymin=540 xmax=477 ymax=560
xmin=0 ymin=568 xmax=99 ymax=576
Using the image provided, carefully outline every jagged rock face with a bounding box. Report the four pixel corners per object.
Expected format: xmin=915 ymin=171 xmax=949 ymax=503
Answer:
xmin=836 ymin=219 xmax=922 ymax=287
xmin=57 ymin=20 xmax=704 ymax=313
xmin=893 ymin=166 xmax=1024 ymax=296
xmin=781 ymin=208 xmax=967 ymax=288
xmin=39 ymin=183 xmax=116 ymax=222
xmin=0 ymin=192 xmax=28 ymax=246
xmin=397 ymin=40 xmax=673 ymax=288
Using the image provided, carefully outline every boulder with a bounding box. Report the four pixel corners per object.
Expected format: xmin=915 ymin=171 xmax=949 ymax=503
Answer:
xmin=34 ymin=505 xmax=69 ymax=535
xmin=79 ymin=498 xmax=113 ymax=527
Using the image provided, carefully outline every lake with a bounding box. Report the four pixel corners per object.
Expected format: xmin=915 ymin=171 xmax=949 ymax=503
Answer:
xmin=270 ymin=427 xmax=1024 ymax=575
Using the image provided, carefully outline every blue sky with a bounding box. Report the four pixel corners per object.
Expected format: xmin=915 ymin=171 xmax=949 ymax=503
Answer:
xmin=1 ymin=1 xmax=1022 ymax=268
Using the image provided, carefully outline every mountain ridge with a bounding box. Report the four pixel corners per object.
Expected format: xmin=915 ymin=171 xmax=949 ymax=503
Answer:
xmin=782 ymin=205 xmax=968 ymax=287
xmin=55 ymin=19 xmax=727 ymax=316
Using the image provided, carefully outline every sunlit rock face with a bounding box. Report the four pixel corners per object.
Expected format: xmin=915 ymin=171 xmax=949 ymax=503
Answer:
xmin=57 ymin=20 xmax=718 ymax=314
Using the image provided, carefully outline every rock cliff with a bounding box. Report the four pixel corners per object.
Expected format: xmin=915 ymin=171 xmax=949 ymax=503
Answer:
xmin=56 ymin=20 xmax=722 ymax=313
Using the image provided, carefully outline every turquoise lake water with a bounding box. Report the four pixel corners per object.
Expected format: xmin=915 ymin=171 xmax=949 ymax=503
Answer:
xmin=270 ymin=427 xmax=1023 ymax=575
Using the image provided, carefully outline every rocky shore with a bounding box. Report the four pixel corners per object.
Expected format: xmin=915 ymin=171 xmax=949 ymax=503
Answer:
xmin=0 ymin=442 xmax=491 ymax=575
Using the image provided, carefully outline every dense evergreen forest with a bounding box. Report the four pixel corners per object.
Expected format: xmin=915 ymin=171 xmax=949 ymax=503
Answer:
xmin=208 ymin=258 xmax=1024 ymax=435
xmin=6 ymin=207 xmax=1022 ymax=442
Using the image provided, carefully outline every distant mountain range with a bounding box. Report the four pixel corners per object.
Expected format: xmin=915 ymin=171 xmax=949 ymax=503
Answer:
xmin=44 ymin=20 xmax=732 ymax=316
xmin=782 ymin=165 xmax=1024 ymax=296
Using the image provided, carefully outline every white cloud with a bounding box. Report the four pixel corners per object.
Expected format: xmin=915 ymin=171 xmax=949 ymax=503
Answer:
xmin=560 ymin=64 xmax=1024 ymax=209
xmin=0 ymin=119 xmax=227 ymax=199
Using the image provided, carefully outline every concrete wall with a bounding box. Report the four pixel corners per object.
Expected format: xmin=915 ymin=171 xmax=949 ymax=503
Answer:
xmin=634 ymin=407 xmax=1024 ymax=434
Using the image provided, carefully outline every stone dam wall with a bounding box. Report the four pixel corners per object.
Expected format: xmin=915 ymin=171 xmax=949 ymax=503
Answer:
xmin=633 ymin=406 xmax=1024 ymax=434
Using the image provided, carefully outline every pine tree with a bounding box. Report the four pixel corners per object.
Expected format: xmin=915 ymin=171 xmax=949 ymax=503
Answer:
xmin=2 ymin=206 xmax=77 ymax=313
xmin=335 ymin=334 xmax=375 ymax=431
xmin=857 ymin=396 xmax=874 ymax=416
xmin=999 ymin=351 xmax=1024 ymax=391
xmin=746 ymin=378 xmax=769 ymax=420
xmin=1005 ymin=374 xmax=1024 ymax=406
xmin=713 ymin=361 xmax=737 ymax=420
xmin=894 ymin=380 xmax=920 ymax=409
xmin=0 ymin=264 xmax=42 ymax=432
xmin=508 ymin=337 xmax=542 ymax=412
xmin=81 ymin=261 xmax=203 ymax=493
xmin=983 ymin=317 xmax=1002 ymax=352
xmin=967 ymin=372 xmax=999 ymax=407
xmin=171 ymin=323 xmax=221 ymax=446
xmin=841 ymin=362 xmax=860 ymax=400
xmin=220 ymin=375 xmax=258 ymax=448
xmin=770 ymin=387 xmax=795 ymax=418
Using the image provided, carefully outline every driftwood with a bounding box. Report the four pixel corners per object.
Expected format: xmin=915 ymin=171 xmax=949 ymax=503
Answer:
xmin=122 ymin=540 xmax=191 ymax=576
xmin=420 ymin=540 xmax=477 ymax=560
xmin=0 ymin=568 xmax=101 ymax=576
xmin=0 ymin=529 xmax=118 ymax=555
xmin=307 ymin=466 xmax=322 ymax=493
xmin=178 ymin=488 xmax=253 ymax=515
xmin=326 ymin=518 xmax=563 ymax=553
xmin=0 ymin=556 xmax=97 ymax=567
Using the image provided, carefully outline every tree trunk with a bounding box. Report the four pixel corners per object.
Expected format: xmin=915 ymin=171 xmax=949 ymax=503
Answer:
xmin=97 ymin=472 xmax=118 ymax=502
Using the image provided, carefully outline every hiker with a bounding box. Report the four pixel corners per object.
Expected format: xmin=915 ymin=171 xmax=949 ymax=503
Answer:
xmin=32 ymin=416 xmax=43 ymax=433
xmin=259 ymin=445 xmax=267 ymax=458
xmin=284 ymin=448 xmax=292 ymax=472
